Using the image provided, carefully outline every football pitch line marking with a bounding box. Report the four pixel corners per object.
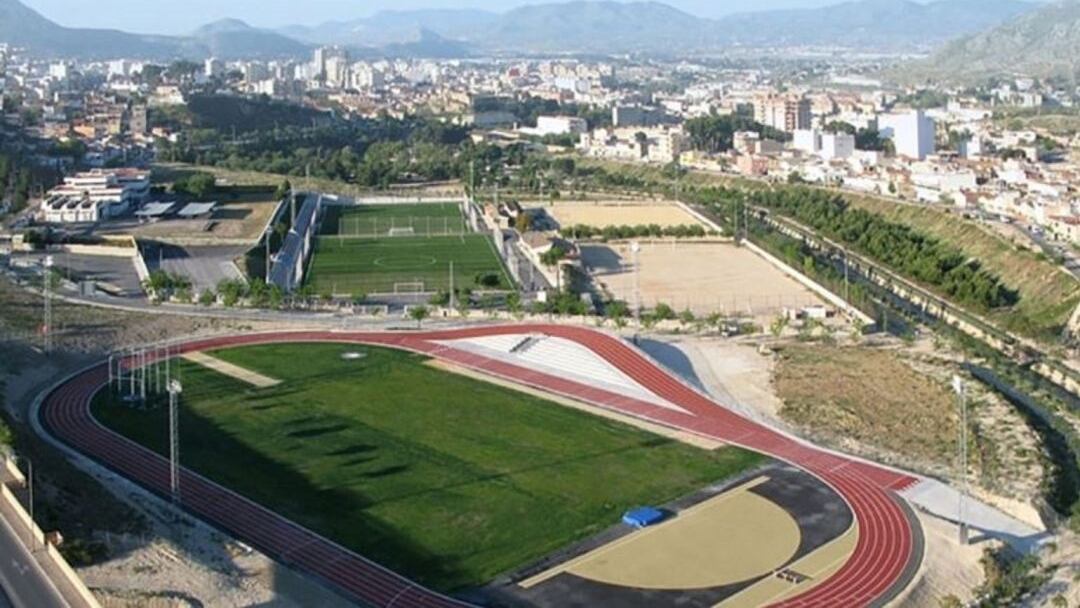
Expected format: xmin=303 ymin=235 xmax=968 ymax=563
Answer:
xmin=181 ymin=351 xmax=281 ymax=388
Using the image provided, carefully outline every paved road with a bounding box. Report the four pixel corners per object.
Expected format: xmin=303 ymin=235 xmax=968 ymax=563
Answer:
xmin=0 ymin=503 xmax=69 ymax=608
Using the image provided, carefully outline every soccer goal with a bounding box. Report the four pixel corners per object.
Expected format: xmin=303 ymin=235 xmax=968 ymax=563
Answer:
xmin=393 ymin=281 xmax=426 ymax=294
xmin=387 ymin=227 xmax=416 ymax=238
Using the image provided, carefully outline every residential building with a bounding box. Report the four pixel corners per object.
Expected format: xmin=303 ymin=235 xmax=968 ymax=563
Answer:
xmin=754 ymin=94 xmax=811 ymax=133
xmin=879 ymin=110 xmax=935 ymax=160
xmin=534 ymin=115 xmax=588 ymax=136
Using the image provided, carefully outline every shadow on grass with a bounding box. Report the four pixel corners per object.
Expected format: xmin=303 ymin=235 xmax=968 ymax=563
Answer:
xmin=91 ymin=392 xmax=471 ymax=592
xmin=287 ymin=424 xmax=349 ymax=439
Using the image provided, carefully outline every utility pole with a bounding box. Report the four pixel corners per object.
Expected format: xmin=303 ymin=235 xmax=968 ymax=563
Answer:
xmin=42 ymin=256 xmax=53 ymax=353
xmin=168 ymin=379 xmax=183 ymax=506
xmin=843 ymin=247 xmax=850 ymax=311
xmin=12 ymin=455 xmax=34 ymax=549
xmin=631 ymin=241 xmax=641 ymax=340
xmin=952 ymin=375 xmax=969 ymax=545
xmin=449 ymin=261 xmax=455 ymax=311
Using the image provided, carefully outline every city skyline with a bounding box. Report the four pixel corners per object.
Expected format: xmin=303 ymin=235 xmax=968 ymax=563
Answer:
xmin=20 ymin=0 xmax=919 ymax=36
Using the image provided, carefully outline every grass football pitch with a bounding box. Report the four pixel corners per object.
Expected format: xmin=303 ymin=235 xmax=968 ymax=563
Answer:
xmin=305 ymin=234 xmax=511 ymax=295
xmin=321 ymin=202 xmax=466 ymax=238
xmin=92 ymin=343 xmax=765 ymax=591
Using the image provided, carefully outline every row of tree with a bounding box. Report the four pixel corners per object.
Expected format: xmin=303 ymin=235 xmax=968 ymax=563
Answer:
xmin=563 ymin=223 xmax=711 ymax=240
xmin=727 ymin=186 xmax=1019 ymax=311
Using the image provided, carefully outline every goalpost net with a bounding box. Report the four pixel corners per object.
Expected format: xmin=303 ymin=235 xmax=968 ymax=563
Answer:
xmin=393 ymin=281 xmax=426 ymax=294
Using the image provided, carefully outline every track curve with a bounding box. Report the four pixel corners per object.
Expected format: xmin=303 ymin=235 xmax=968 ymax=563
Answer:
xmin=38 ymin=325 xmax=921 ymax=607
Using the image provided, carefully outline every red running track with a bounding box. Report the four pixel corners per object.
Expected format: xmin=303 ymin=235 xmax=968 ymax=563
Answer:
xmin=38 ymin=325 xmax=920 ymax=608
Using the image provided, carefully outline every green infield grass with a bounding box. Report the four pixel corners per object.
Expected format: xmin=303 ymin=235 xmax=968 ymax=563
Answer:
xmin=321 ymin=202 xmax=466 ymax=237
xmin=305 ymin=234 xmax=511 ymax=295
xmin=91 ymin=342 xmax=766 ymax=591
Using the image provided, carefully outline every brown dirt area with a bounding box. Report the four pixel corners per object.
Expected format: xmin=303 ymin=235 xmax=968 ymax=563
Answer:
xmin=121 ymin=192 xmax=279 ymax=243
xmin=536 ymin=200 xmax=703 ymax=229
xmin=582 ymin=242 xmax=821 ymax=317
xmin=772 ymin=341 xmax=1047 ymax=524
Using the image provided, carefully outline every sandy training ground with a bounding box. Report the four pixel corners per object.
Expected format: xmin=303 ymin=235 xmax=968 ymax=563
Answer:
xmin=582 ymin=242 xmax=822 ymax=317
xmin=539 ymin=201 xmax=704 ymax=229
xmin=522 ymin=476 xmax=800 ymax=591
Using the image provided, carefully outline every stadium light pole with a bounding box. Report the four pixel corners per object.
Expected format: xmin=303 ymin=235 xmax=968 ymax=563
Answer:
xmin=952 ymin=375 xmax=969 ymax=545
xmin=631 ymin=241 xmax=641 ymax=341
xmin=42 ymin=255 xmax=53 ymax=353
xmin=168 ymin=379 xmax=183 ymax=506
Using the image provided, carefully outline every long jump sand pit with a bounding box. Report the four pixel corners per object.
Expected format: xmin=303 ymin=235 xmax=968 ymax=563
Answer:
xmin=539 ymin=200 xmax=704 ymax=229
xmin=181 ymin=351 xmax=281 ymax=388
xmin=582 ymin=242 xmax=822 ymax=317
xmin=522 ymin=476 xmax=800 ymax=591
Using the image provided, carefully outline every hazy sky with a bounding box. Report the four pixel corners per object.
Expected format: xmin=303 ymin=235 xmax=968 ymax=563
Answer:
xmin=21 ymin=0 xmax=860 ymax=35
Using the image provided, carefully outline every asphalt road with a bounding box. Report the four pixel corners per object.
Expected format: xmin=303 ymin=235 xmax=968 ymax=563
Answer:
xmin=0 ymin=507 xmax=68 ymax=608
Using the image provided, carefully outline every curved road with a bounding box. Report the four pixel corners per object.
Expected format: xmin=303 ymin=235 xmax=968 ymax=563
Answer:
xmin=38 ymin=325 xmax=921 ymax=607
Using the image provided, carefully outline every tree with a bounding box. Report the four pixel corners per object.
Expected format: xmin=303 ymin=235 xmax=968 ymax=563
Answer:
xmin=540 ymin=245 xmax=568 ymax=290
xmin=605 ymin=300 xmax=629 ymax=328
xmin=409 ymin=305 xmax=430 ymax=328
xmin=275 ymin=179 xmax=292 ymax=200
xmin=175 ymin=172 xmax=217 ymax=199
xmin=198 ymin=289 xmax=215 ymax=306
xmin=770 ymin=314 xmax=789 ymax=338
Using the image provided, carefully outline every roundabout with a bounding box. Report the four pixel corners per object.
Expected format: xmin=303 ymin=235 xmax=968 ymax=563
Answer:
xmin=36 ymin=325 xmax=923 ymax=608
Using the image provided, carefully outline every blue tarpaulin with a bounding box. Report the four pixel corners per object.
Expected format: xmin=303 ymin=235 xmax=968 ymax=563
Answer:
xmin=622 ymin=507 xmax=665 ymax=528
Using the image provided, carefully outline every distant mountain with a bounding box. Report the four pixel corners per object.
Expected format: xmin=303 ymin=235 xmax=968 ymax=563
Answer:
xmin=0 ymin=0 xmax=1047 ymax=60
xmin=285 ymin=0 xmax=1039 ymax=55
xmin=714 ymin=0 xmax=1035 ymax=50
xmin=191 ymin=18 xmax=308 ymax=59
xmin=0 ymin=0 xmax=185 ymax=59
xmin=902 ymin=1 xmax=1080 ymax=83
xmin=480 ymin=1 xmax=711 ymax=54
xmin=280 ymin=9 xmax=498 ymax=47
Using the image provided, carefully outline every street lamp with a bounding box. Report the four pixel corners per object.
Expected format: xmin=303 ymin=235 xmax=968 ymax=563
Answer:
xmin=951 ymin=374 xmax=969 ymax=545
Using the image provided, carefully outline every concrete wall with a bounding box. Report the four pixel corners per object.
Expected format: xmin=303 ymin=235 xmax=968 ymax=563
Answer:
xmin=0 ymin=463 xmax=102 ymax=608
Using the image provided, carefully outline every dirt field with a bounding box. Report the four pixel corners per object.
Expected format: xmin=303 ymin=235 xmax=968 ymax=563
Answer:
xmin=538 ymin=200 xmax=704 ymax=229
xmin=582 ymin=242 xmax=821 ymax=317
xmin=119 ymin=192 xmax=279 ymax=243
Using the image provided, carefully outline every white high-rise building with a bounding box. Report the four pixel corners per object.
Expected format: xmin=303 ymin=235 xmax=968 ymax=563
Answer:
xmin=820 ymin=132 xmax=855 ymax=160
xmin=204 ymin=58 xmax=224 ymax=78
xmin=793 ymin=129 xmax=821 ymax=154
xmin=879 ymin=110 xmax=936 ymax=160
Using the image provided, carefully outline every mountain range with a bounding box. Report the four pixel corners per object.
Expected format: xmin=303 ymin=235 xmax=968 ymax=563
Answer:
xmin=903 ymin=0 xmax=1080 ymax=83
xmin=0 ymin=0 xmax=1045 ymax=60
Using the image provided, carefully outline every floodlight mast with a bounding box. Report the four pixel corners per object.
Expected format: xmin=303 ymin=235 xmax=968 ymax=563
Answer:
xmin=42 ymin=255 xmax=53 ymax=353
xmin=168 ymin=379 xmax=183 ymax=506
xmin=952 ymin=375 xmax=968 ymax=545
